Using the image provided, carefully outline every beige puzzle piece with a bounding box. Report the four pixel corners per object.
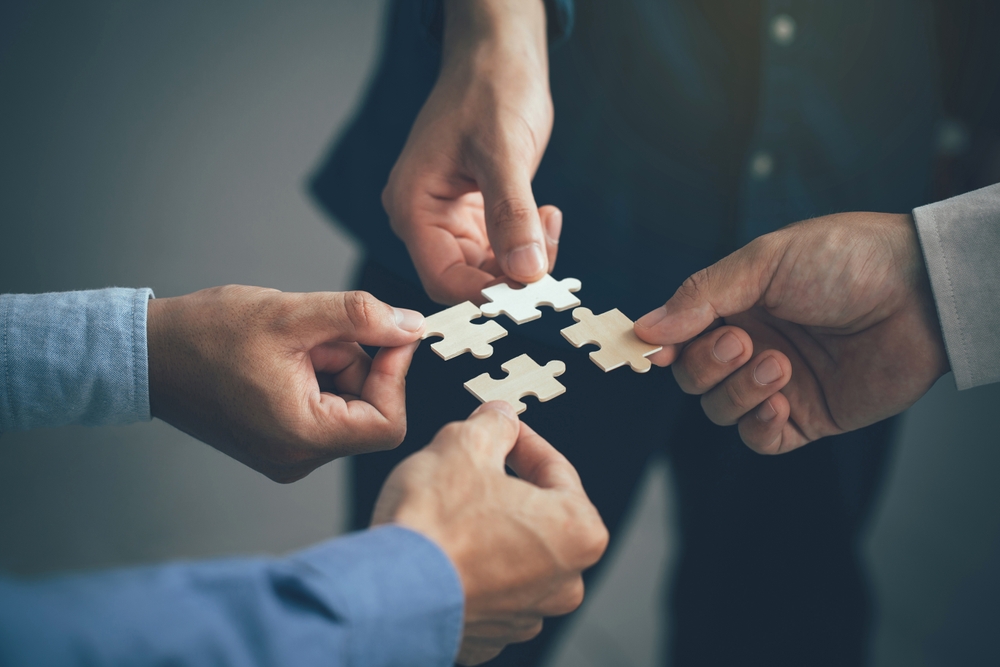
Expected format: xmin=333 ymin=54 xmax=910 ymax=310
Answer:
xmin=464 ymin=354 xmax=567 ymax=414
xmin=422 ymin=301 xmax=508 ymax=360
xmin=560 ymin=307 xmax=662 ymax=373
xmin=480 ymin=274 xmax=582 ymax=324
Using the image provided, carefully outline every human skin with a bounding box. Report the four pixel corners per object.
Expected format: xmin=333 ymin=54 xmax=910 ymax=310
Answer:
xmin=373 ymin=401 xmax=609 ymax=665
xmin=634 ymin=212 xmax=950 ymax=454
xmin=147 ymin=286 xmax=424 ymax=482
xmin=382 ymin=0 xmax=560 ymax=305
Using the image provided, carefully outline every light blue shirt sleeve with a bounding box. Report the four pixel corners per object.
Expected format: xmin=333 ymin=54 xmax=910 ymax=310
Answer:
xmin=0 ymin=288 xmax=153 ymax=433
xmin=0 ymin=288 xmax=465 ymax=665
xmin=0 ymin=525 xmax=464 ymax=667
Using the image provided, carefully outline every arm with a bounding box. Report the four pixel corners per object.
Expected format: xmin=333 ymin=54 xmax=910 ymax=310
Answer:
xmin=383 ymin=0 xmax=562 ymax=304
xmin=1 ymin=286 xmax=424 ymax=481
xmin=0 ymin=403 xmax=607 ymax=667
xmin=0 ymin=288 xmax=153 ymax=433
xmin=0 ymin=526 xmax=463 ymax=667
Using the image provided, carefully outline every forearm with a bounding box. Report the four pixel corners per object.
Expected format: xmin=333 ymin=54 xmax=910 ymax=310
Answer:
xmin=0 ymin=288 xmax=153 ymax=434
xmin=0 ymin=526 xmax=463 ymax=667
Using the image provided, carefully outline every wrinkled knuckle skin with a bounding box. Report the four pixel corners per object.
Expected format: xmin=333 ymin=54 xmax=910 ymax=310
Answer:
xmin=678 ymin=269 xmax=709 ymax=303
xmin=724 ymin=379 xmax=752 ymax=415
xmin=489 ymin=198 xmax=535 ymax=232
xmin=344 ymin=291 xmax=379 ymax=330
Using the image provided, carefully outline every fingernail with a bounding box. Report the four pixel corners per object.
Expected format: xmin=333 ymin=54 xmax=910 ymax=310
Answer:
xmin=713 ymin=332 xmax=743 ymax=363
xmin=636 ymin=307 xmax=668 ymax=329
xmin=473 ymin=400 xmax=518 ymax=421
xmin=506 ymin=243 xmax=546 ymax=278
xmin=753 ymin=357 xmax=783 ymax=385
xmin=393 ymin=308 xmax=424 ymax=332
xmin=757 ymin=399 xmax=777 ymax=422
xmin=544 ymin=209 xmax=562 ymax=245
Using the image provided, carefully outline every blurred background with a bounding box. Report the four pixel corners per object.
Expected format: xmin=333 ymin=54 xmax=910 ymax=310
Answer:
xmin=1 ymin=2 xmax=998 ymax=665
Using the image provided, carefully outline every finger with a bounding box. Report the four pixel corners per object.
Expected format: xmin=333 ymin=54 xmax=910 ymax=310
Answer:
xmin=444 ymin=401 xmax=522 ymax=468
xmin=671 ymin=326 xmax=753 ymax=394
xmin=540 ymin=205 xmax=562 ymax=273
xmin=537 ymin=576 xmax=585 ymax=616
xmin=700 ymin=351 xmax=792 ymax=426
xmin=310 ymin=342 xmax=372 ymax=397
xmin=477 ymin=160 xmax=548 ymax=284
xmin=506 ymin=422 xmax=584 ymax=494
xmin=634 ymin=236 xmax=781 ymax=347
xmin=407 ymin=223 xmax=500 ymax=304
xmin=737 ymin=391 xmax=802 ymax=455
xmin=313 ymin=341 xmax=419 ymax=452
xmin=296 ymin=291 xmax=425 ymax=348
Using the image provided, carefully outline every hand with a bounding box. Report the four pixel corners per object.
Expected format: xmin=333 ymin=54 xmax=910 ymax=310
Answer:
xmin=382 ymin=0 xmax=562 ymax=304
xmin=372 ymin=402 xmax=609 ymax=665
xmin=147 ymin=286 xmax=424 ymax=482
xmin=634 ymin=213 xmax=950 ymax=454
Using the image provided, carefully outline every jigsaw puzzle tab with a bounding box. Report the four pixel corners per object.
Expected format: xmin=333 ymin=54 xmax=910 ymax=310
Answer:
xmin=422 ymin=301 xmax=508 ymax=360
xmin=480 ymin=274 xmax=582 ymax=324
xmin=464 ymin=353 xmax=567 ymax=414
xmin=560 ymin=307 xmax=662 ymax=373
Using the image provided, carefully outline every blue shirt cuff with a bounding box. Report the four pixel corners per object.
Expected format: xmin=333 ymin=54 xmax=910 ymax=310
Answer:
xmin=0 ymin=288 xmax=153 ymax=433
xmin=293 ymin=524 xmax=464 ymax=667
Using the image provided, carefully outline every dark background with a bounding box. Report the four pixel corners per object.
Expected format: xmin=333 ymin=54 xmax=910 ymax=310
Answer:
xmin=1 ymin=2 xmax=999 ymax=665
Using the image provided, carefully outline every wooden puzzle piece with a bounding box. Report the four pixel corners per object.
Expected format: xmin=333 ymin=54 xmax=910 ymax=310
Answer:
xmin=560 ymin=307 xmax=663 ymax=373
xmin=480 ymin=274 xmax=582 ymax=324
xmin=422 ymin=301 xmax=508 ymax=360
xmin=464 ymin=354 xmax=567 ymax=414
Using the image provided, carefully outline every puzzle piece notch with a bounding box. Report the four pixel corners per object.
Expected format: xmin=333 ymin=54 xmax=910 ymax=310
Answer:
xmin=560 ymin=307 xmax=663 ymax=373
xmin=464 ymin=354 xmax=567 ymax=415
xmin=480 ymin=274 xmax=582 ymax=324
xmin=422 ymin=301 xmax=508 ymax=360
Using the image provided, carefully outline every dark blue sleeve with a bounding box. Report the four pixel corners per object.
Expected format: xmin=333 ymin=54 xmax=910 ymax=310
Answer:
xmin=0 ymin=526 xmax=463 ymax=667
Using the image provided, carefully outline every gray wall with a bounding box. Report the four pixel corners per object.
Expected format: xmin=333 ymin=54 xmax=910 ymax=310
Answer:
xmin=1 ymin=2 xmax=998 ymax=665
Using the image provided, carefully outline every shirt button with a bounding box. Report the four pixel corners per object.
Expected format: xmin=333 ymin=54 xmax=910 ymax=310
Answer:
xmin=770 ymin=14 xmax=797 ymax=46
xmin=750 ymin=151 xmax=775 ymax=180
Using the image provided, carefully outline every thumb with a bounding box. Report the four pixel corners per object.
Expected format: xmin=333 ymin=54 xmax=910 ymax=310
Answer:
xmin=478 ymin=160 xmax=549 ymax=284
xmin=431 ymin=401 xmax=522 ymax=470
xmin=296 ymin=291 xmax=425 ymax=348
xmin=634 ymin=237 xmax=779 ymax=347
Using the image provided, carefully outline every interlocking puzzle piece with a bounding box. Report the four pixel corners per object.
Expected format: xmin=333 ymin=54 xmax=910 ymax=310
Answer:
xmin=422 ymin=301 xmax=508 ymax=360
xmin=480 ymin=274 xmax=582 ymax=324
xmin=464 ymin=354 xmax=567 ymax=414
xmin=560 ymin=307 xmax=663 ymax=373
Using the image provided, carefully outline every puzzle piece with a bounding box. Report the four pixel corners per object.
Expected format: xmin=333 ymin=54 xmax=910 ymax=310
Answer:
xmin=480 ymin=274 xmax=582 ymax=324
xmin=464 ymin=354 xmax=567 ymax=414
xmin=422 ymin=301 xmax=508 ymax=360
xmin=560 ymin=307 xmax=663 ymax=373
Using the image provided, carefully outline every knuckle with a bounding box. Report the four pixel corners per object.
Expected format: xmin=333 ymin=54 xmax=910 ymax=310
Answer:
xmin=565 ymin=504 xmax=609 ymax=565
xmin=343 ymin=291 xmax=379 ymax=330
xmin=700 ymin=394 xmax=730 ymax=427
xmin=513 ymin=620 xmax=544 ymax=643
xmin=723 ymin=378 xmax=753 ymax=414
xmin=489 ymin=197 xmax=536 ymax=232
xmin=561 ymin=578 xmax=586 ymax=614
xmin=434 ymin=421 xmax=468 ymax=448
xmin=677 ymin=268 xmax=710 ymax=304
